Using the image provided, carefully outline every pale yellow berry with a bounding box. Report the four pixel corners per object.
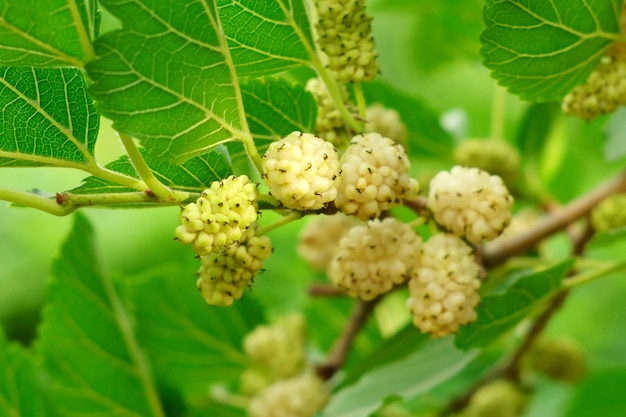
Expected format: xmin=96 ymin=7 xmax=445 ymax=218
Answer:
xmin=306 ymin=78 xmax=355 ymax=146
xmin=297 ymin=213 xmax=357 ymax=271
xmin=248 ymin=373 xmax=329 ymax=417
xmin=365 ymin=103 xmax=408 ymax=147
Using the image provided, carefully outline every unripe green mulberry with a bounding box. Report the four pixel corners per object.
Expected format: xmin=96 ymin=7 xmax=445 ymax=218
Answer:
xmin=297 ymin=213 xmax=357 ymax=271
xmin=406 ymin=233 xmax=481 ymax=338
xmin=428 ymin=166 xmax=513 ymax=243
xmin=175 ymin=175 xmax=258 ymax=256
xmin=329 ymin=217 xmax=422 ymax=301
xmin=306 ymin=78 xmax=354 ymax=146
xmin=244 ymin=315 xmax=307 ymax=380
xmin=562 ymin=53 xmax=626 ymax=120
xmin=262 ymin=132 xmax=340 ymax=210
xmin=248 ymin=373 xmax=329 ymax=417
xmin=315 ymin=0 xmax=379 ymax=82
xmin=336 ymin=133 xmax=419 ymax=220
xmin=197 ymin=227 xmax=272 ymax=307
xmin=365 ymin=103 xmax=408 ymax=147
xmin=526 ymin=337 xmax=586 ymax=383
xmin=591 ymin=193 xmax=626 ymax=232
xmin=462 ymin=380 xmax=528 ymax=417
xmin=453 ymin=139 xmax=521 ymax=186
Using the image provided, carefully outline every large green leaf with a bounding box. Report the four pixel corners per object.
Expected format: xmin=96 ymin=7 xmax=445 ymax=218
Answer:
xmin=128 ymin=265 xmax=264 ymax=395
xmin=87 ymin=0 xmax=244 ymax=162
xmin=455 ymin=259 xmax=574 ymax=350
xmin=71 ymin=146 xmax=233 ymax=194
xmin=322 ymin=338 xmax=476 ymax=417
xmin=217 ymin=0 xmax=313 ymax=76
xmin=565 ymin=368 xmax=626 ymax=417
xmin=0 ymin=329 xmax=45 ymax=417
xmin=0 ymin=0 xmax=96 ymax=68
xmin=360 ymin=81 xmax=454 ymax=158
xmin=38 ymin=214 xmax=165 ymax=417
xmin=481 ymin=0 xmax=621 ymax=101
xmin=0 ymin=67 xmax=99 ymax=168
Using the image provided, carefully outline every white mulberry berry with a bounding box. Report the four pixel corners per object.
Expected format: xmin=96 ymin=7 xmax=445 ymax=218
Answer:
xmin=197 ymin=227 xmax=272 ymax=307
xmin=335 ymin=133 xmax=419 ymax=220
xmin=428 ymin=166 xmax=513 ymax=243
xmin=248 ymin=373 xmax=329 ymax=417
xmin=365 ymin=103 xmax=408 ymax=147
xmin=329 ymin=217 xmax=422 ymax=300
xmin=463 ymin=379 xmax=528 ymax=417
xmin=244 ymin=315 xmax=307 ymax=379
xmin=262 ymin=132 xmax=340 ymax=210
xmin=315 ymin=0 xmax=379 ymax=82
xmin=175 ymin=175 xmax=258 ymax=256
xmin=453 ymin=139 xmax=521 ymax=187
xmin=306 ymin=78 xmax=355 ymax=146
xmin=406 ymin=233 xmax=481 ymax=338
xmin=297 ymin=214 xmax=357 ymax=271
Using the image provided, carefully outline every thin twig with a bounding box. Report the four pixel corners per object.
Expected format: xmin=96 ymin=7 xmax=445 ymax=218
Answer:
xmin=483 ymin=170 xmax=626 ymax=267
xmin=316 ymin=298 xmax=378 ymax=380
xmin=308 ymin=283 xmax=346 ymax=297
xmin=403 ymin=196 xmax=430 ymax=217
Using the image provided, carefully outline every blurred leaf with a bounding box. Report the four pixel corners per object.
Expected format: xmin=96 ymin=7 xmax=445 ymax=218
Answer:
xmin=0 ymin=0 xmax=96 ymax=67
xmin=604 ymin=108 xmax=626 ymax=162
xmin=0 ymin=329 xmax=45 ymax=417
xmin=217 ymin=0 xmax=313 ymax=76
xmin=38 ymin=214 xmax=165 ymax=417
xmin=587 ymin=228 xmax=626 ymax=252
xmin=514 ymin=102 xmax=561 ymax=159
xmin=87 ymin=0 xmax=243 ymax=162
xmin=360 ymin=81 xmax=454 ymax=158
xmin=0 ymin=67 xmax=99 ymax=167
xmin=455 ymin=259 xmax=574 ymax=350
xmin=564 ymin=368 xmax=626 ymax=417
xmin=129 ymin=265 xmax=264 ymax=395
xmin=71 ymin=146 xmax=233 ymax=194
xmin=481 ymin=0 xmax=621 ymax=101
xmin=322 ymin=338 xmax=476 ymax=417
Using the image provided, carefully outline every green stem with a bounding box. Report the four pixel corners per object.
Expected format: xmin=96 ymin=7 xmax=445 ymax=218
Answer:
xmin=0 ymin=187 xmax=74 ymax=216
xmin=489 ymin=84 xmax=507 ymax=140
xmin=257 ymin=211 xmax=304 ymax=235
xmin=58 ymin=191 xmax=179 ymax=208
xmin=257 ymin=193 xmax=281 ymax=210
xmin=117 ymin=132 xmax=188 ymax=202
xmin=354 ymin=81 xmax=367 ymax=121
xmin=88 ymin=165 xmax=149 ymax=191
xmin=564 ymin=261 xmax=626 ymax=288
xmin=239 ymin=134 xmax=265 ymax=174
xmin=211 ymin=386 xmax=250 ymax=409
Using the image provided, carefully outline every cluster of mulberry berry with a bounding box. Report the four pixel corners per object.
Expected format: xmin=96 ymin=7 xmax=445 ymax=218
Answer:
xmin=365 ymin=103 xmax=408 ymax=147
xmin=428 ymin=166 xmax=513 ymax=243
xmin=262 ymin=132 xmax=341 ymax=210
xmin=175 ymin=175 xmax=259 ymax=256
xmin=297 ymin=213 xmax=356 ymax=271
xmin=406 ymin=233 xmax=481 ymax=338
xmin=248 ymin=373 xmax=329 ymax=417
xmin=315 ymin=0 xmax=379 ymax=82
xmin=591 ymin=192 xmax=626 ymax=232
xmin=562 ymin=50 xmax=626 ymax=120
xmin=328 ymin=217 xmax=422 ymax=300
xmin=453 ymin=139 xmax=521 ymax=187
xmin=197 ymin=226 xmax=272 ymax=307
xmin=335 ymin=133 xmax=419 ymax=220
xmin=306 ymin=78 xmax=355 ymax=146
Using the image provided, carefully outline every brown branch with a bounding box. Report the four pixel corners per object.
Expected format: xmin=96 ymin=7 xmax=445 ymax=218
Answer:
xmin=308 ymin=283 xmax=347 ymax=297
xmin=403 ymin=196 xmax=430 ymax=217
xmin=482 ymin=170 xmax=626 ymax=267
xmin=315 ymin=298 xmax=378 ymax=380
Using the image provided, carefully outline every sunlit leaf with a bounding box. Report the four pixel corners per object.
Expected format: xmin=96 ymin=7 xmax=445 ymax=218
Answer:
xmin=322 ymin=338 xmax=476 ymax=417
xmin=481 ymin=0 xmax=621 ymax=101
xmin=455 ymin=259 xmax=574 ymax=350
xmin=38 ymin=214 xmax=165 ymax=417
xmin=565 ymin=368 xmax=626 ymax=417
xmin=0 ymin=67 xmax=99 ymax=168
xmin=87 ymin=0 xmax=244 ymax=162
xmin=0 ymin=329 xmax=45 ymax=417
xmin=217 ymin=0 xmax=313 ymax=76
xmin=129 ymin=265 xmax=264 ymax=395
xmin=0 ymin=0 xmax=96 ymax=67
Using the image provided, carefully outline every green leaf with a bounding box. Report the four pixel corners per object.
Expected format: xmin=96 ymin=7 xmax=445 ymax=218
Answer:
xmin=565 ymin=368 xmax=626 ymax=417
xmin=128 ymin=265 xmax=264 ymax=395
xmin=0 ymin=67 xmax=99 ymax=168
xmin=71 ymin=146 xmax=233 ymax=194
xmin=481 ymin=0 xmax=622 ymax=101
xmin=360 ymin=81 xmax=454 ymax=158
xmin=217 ymin=0 xmax=313 ymax=76
xmin=455 ymin=259 xmax=574 ymax=350
xmin=87 ymin=0 xmax=244 ymax=162
xmin=0 ymin=329 xmax=45 ymax=417
xmin=0 ymin=0 xmax=96 ymax=68
xmin=322 ymin=338 xmax=476 ymax=417
xmin=38 ymin=214 xmax=166 ymax=417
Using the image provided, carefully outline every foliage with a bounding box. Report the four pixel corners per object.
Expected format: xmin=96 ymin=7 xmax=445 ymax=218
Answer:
xmin=1 ymin=1 xmax=626 ymax=417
